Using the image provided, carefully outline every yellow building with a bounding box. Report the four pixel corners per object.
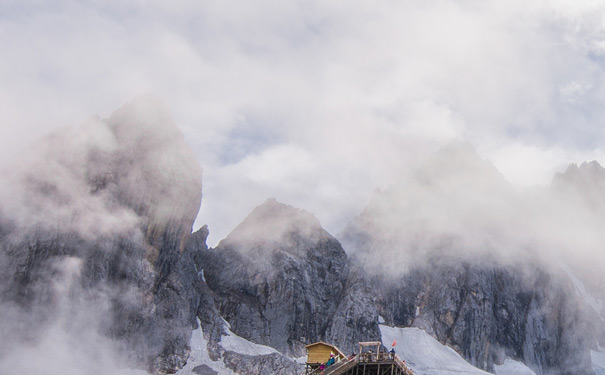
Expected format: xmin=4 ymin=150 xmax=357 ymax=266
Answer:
xmin=305 ymin=341 xmax=346 ymax=366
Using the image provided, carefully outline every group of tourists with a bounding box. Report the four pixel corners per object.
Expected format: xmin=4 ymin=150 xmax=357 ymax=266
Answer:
xmin=319 ymin=353 xmax=337 ymax=371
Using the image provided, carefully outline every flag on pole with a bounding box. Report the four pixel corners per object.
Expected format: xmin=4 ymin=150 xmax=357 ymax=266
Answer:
xmin=391 ymin=340 xmax=397 ymax=347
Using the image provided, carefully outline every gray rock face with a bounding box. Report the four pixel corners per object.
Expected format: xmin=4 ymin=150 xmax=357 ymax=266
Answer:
xmin=3 ymin=113 xmax=603 ymax=375
xmin=339 ymin=143 xmax=599 ymax=375
xmin=325 ymin=265 xmax=381 ymax=354
xmin=199 ymin=198 xmax=381 ymax=358
xmin=371 ymin=258 xmax=595 ymax=375
xmin=192 ymin=364 xmax=218 ymax=375
xmin=0 ymin=96 xmax=203 ymax=374
xmin=221 ymin=352 xmax=301 ymax=375
xmin=186 ymin=144 xmax=601 ymax=375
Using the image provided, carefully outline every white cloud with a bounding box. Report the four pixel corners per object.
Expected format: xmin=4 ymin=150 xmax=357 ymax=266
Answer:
xmin=4 ymin=0 xmax=605 ymax=242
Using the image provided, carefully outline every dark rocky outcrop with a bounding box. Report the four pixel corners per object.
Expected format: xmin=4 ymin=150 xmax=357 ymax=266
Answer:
xmin=370 ymin=258 xmax=595 ymax=375
xmin=199 ymin=198 xmax=381 ymax=358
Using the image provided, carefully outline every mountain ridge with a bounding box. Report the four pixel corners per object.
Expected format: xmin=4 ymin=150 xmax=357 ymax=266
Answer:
xmin=1 ymin=100 xmax=605 ymax=375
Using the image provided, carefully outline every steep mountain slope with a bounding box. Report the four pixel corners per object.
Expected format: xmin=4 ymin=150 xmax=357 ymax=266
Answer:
xmin=340 ymin=142 xmax=598 ymax=375
xmin=182 ymin=144 xmax=605 ymax=375
xmin=371 ymin=259 xmax=595 ymax=375
xmin=199 ymin=198 xmax=381 ymax=358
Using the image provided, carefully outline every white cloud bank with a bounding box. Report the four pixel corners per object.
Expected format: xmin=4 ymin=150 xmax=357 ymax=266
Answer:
xmin=4 ymin=0 xmax=605 ymax=243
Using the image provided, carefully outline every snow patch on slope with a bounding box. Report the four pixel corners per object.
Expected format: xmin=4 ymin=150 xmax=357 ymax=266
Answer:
xmin=294 ymin=356 xmax=307 ymax=364
xmin=494 ymin=358 xmax=537 ymax=375
xmin=379 ymin=325 xmax=491 ymax=375
xmin=219 ymin=322 xmax=279 ymax=356
xmin=380 ymin=325 xmax=535 ymax=375
xmin=176 ymin=319 xmax=237 ymax=375
xmin=592 ymin=350 xmax=605 ymax=375
xmin=176 ymin=317 xmax=283 ymax=375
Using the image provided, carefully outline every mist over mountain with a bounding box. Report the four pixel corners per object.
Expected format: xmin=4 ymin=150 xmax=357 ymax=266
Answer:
xmin=2 ymin=98 xmax=605 ymax=375
xmin=552 ymin=161 xmax=605 ymax=209
xmin=340 ymin=141 xmax=520 ymax=275
xmin=185 ymin=141 xmax=605 ymax=375
xmin=199 ymin=198 xmax=380 ymax=357
xmin=338 ymin=141 xmax=605 ymax=375
xmin=0 ymin=96 xmax=202 ymax=374
xmin=8 ymin=1 xmax=605 ymax=374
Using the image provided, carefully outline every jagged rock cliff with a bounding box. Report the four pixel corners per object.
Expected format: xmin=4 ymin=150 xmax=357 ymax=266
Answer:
xmin=340 ymin=143 xmax=599 ymax=375
xmin=0 ymin=95 xmax=202 ymax=374
xmin=198 ymin=198 xmax=381 ymax=358
xmin=369 ymin=258 xmax=595 ymax=375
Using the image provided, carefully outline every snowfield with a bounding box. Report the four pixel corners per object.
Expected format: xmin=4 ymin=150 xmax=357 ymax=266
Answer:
xmin=379 ymin=325 xmax=536 ymax=375
xmin=176 ymin=318 xmax=280 ymax=375
xmin=219 ymin=320 xmax=279 ymax=356
xmin=592 ymin=350 xmax=605 ymax=375
xmin=176 ymin=319 xmax=237 ymax=375
xmin=494 ymin=359 xmax=537 ymax=375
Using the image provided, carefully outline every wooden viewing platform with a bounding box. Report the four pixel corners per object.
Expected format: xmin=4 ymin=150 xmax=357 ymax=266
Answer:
xmin=305 ymin=341 xmax=414 ymax=375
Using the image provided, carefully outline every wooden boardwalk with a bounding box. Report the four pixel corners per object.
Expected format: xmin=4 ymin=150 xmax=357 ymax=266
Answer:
xmin=306 ymin=341 xmax=413 ymax=375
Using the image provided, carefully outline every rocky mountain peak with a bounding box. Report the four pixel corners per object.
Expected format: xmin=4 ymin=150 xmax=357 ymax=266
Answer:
xmin=432 ymin=140 xmax=482 ymax=164
xmin=199 ymin=199 xmax=379 ymax=359
xmin=6 ymin=94 xmax=202 ymax=246
xmin=553 ymin=160 xmax=605 ymax=187
xmin=417 ymin=140 xmax=509 ymax=192
xmin=220 ymin=198 xmax=327 ymax=254
xmin=551 ymin=160 xmax=605 ymax=210
xmin=108 ymin=94 xmax=181 ymax=138
xmin=104 ymin=95 xmax=203 ymax=239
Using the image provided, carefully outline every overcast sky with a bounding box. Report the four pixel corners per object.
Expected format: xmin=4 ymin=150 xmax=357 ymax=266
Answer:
xmin=4 ymin=0 xmax=605 ymax=245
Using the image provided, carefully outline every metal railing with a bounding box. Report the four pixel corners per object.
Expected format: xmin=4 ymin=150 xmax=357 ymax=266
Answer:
xmin=355 ymin=351 xmax=414 ymax=375
xmin=307 ymin=355 xmax=357 ymax=375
